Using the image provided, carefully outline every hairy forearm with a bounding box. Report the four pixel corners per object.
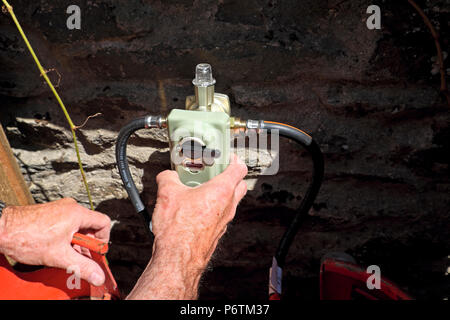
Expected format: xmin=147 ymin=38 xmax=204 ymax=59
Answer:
xmin=126 ymin=240 xmax=207 ymax=300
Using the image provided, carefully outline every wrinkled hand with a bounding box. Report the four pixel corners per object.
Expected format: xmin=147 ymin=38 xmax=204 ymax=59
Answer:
xmin=0 ymin=198 xmax=111 ymax=286
xmin=152 ymin=154 xmax=248 ymax=268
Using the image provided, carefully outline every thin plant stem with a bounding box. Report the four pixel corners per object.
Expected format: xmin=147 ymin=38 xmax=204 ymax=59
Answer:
xmin=407 ymin=0 xmax=449 ymax=106
xmin=2 ymin=0 xmax=94 ymax=209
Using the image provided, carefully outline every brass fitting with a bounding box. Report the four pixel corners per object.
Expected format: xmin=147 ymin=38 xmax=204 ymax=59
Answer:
xmin=230 ymin=117 xmax=247 ymax=134
xmin=185 ymin=63 xmax=230 ymax=115
xmin=230 ymin=117 xmax=246 ymax=129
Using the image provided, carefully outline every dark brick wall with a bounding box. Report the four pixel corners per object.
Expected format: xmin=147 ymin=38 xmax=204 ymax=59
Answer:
xmin=1 ymin=0 xmax=449 ymax=299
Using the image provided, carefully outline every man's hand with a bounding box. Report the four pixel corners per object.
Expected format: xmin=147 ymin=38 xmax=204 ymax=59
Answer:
xmin=127 ymin=154 xmax=248 ymax=300
xmin=152 ymin=153 xmax=248 ymax=266
xmin=0 ymin=198 xmax=111 ymax=286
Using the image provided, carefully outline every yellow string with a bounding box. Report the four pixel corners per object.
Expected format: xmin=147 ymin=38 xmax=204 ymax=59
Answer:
xmin=2 ymin=0 xmax=94 ymax=209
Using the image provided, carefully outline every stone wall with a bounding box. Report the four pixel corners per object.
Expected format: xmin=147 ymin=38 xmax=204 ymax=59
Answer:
xmin=1 ymin=0 xmax=449 ymax=299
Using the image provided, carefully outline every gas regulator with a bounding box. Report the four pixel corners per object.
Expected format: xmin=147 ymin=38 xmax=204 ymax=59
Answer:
xmin=116 ymin=63 xmax=247 ymax=201
xmin=167 ymin=63 xmax=234 ymax=187
xmin=115 ymin=63 xmax=324 ymax=299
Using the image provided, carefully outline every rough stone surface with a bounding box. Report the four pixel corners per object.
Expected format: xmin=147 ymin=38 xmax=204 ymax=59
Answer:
xmin=1 ymin=0 xmax=449 ymax=299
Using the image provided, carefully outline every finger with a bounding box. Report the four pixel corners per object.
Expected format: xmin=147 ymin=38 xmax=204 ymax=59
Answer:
xmin=75 ymin=208 xmax=111 ymax=243
xmin=219 ymin=225 xmax=228 ymax=238
xmin=207 ymin=153 xmax=247 ymax=189
xmin=59 ymin=197 xmax=78 ymax=205
xmin=156 ymin=170 xmax=183 ymax=188
xmin=73 ymin=244 xmax=82 ymax=254
xmin=59 ymin=246 xmax=105 ymax=286
xmin=72 ymin=244 xmax=92 ymax=258
xmin=226 ymin=180 xmax=247 ymax=221
xmin=72 ymin=233 xmax=95 ymax=258
xmin=234 ymin=180 xmax=248 ymax=204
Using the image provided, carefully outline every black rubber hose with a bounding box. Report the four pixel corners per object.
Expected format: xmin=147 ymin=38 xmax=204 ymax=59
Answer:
xmin=115 ymin=117 xmax=151 ymax=231
xmin=261 ymin=121 xmax=324 ymax=268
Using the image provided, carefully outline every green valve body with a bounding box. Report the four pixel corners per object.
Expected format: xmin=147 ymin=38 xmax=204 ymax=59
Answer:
xmin=167 ymin=109 xmax=230 ymax=187
xmin=166 ymin=64 xmax=234 ymax=187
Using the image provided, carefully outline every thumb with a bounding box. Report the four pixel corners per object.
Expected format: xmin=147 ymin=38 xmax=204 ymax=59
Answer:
xmin=61 ymin=247 xmax=106 ymax=287
xmin=227 ymin=180 xmax=247 ymax=221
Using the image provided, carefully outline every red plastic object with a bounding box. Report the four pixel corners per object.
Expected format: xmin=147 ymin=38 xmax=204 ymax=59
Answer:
xmin=0 ymin=233 xmax=120 ymax=300
xmin=269 ymin=293 xmax=281 ymax=300
xmin=320 ymin=257 xmax=412 ymax=300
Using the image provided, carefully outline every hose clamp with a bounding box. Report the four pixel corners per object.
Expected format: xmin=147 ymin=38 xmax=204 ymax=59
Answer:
xmin=145 ymin=116 xmax=167 ymax=129
xmin=246 ymin=119 xmax=264 ymax=132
